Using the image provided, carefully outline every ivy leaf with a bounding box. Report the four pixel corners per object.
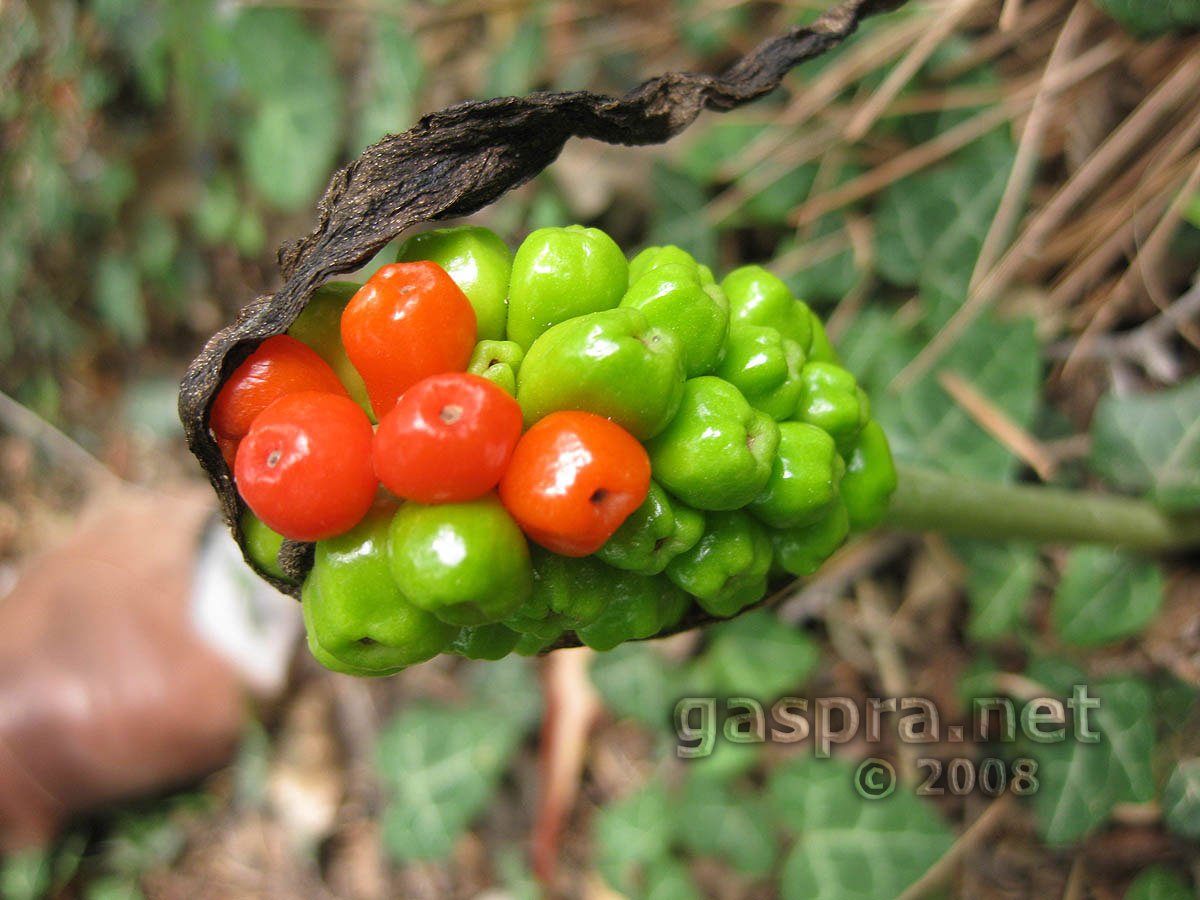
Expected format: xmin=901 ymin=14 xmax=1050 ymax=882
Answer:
xmin=1124 ymin=866 xmax=1195 ymax=900
xmin=678 ymin=118 xmax=820 ymax=227
xmin=648 ymin=162 xmax=717 ymax=265
xmin=595 ymin=778 xmax=675 ymax=896
xmin=952 ymin=539 xmax=1038 ymax=641
xmin=1092 ymin=0 xmax=1200 ymax=38
xmin=94 ymin=253 xmax=146 ymax=346
xmin=1052 ymin=547 xmax=1164 ymax=646
xmin=644 ymin=859 xmax=702 ymax=900
xmin=354 ymin=18 xmax=424 ymax=153
xmin=690 ymin=610 xmax=819 ymax=698
xmin=485 ymin=12 xmax=545 ymax=97
xmin=674 ymin=776 xmax=778 ymax=877
xmin=874 ymin=314 xmax=1040 ymax=481
xmin=1033 ymin=674 xmax=1155 ymax=844
xmin=229 ymin=9 xmax=342 ymax=210
xmin=685 ymin=739 xmax=763 ymax=783
xmin=835 ymin=305 xmax=920 ymax=398
xmin=769 ymin=757 xmax=952 ymax=900
xmin=376 ymin=659 xmax=539 ymax=863
xmin=783 ymin=211 xmax=859 ymax=304
xmin=240 ymin=97 xmax=341 ymax=213
xmin=0 ymin=850 xmax=50 ymax=900
xmin=1162 ymin=758 xmax=1200 ymax=839
xmin=875 ymin=129 xmax=1015 ymax=298
xmin=469 ymin=655 xmax=542 ymax=730
xmin=1090 ymin=377 xmax=1200 ymax=512
xmin=590 ymin=642 xmax=681 ymax=729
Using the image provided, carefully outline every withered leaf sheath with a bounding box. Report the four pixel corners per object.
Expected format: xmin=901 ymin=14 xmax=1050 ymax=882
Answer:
xmin=178 ymin=0 xmax=908 ymax=631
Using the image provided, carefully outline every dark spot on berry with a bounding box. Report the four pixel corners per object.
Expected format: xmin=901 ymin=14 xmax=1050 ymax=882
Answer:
xmin=267 ymin=450 xmax=281 ymax=468
xmin=357 ymin=636 xmax=377 ymax=646
xmin=440 ymin=404 xmax=464 ymax=424
xmin=590 ymin=488 xmax=609 ymax=504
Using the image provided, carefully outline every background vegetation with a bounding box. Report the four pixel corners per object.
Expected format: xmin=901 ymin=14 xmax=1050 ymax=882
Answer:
xmin=1 ymin=0 xmax=1199 ymax=897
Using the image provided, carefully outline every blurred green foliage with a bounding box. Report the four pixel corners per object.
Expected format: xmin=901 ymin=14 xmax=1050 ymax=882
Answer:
xmin=1093 ymin=0 xmax=1200 ymax=38
xmin=0 ymin=0 xmax=426 ymax=415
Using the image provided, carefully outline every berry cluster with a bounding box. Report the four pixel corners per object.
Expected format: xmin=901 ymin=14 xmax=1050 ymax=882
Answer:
xmin=213 ymin=225 xmax=896 ymax=675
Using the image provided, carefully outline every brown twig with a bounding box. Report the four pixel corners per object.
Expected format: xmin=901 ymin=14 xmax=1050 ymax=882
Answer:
xmin=843 ymin=0 xmax=987 ymax=142
xmin=790 ymin=38 xmax=1122 ymax=229
xmin=895 ymin=51 xmax=1200 ymax=389
xmin=969 ymin=1 xmax=1093 ymax=292
xmin=894 ymin=795 xmax=1016 ymax=900
xmin=1066 ymin=154 xmax=1200 ymax=373
xmin=937 ymin=371 xmax=1058 ymax=480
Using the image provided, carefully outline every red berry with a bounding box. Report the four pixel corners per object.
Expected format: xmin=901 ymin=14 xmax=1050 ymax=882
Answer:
xmin=211 ymin=335 xmax=349 ymax=450
xmin=374 ymin=373 xmax=523 ymax=504
xmin=499 ymin=410 xmax=651 ymax=556
xmin=234 ymin=391 xmax=377 ymax=542
xmin=340 ymin=261 xmax=477 ymax=417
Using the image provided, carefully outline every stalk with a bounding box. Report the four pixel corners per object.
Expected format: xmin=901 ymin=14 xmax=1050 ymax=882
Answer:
xmin=883 ymin=463 xmax=1200 ymax=553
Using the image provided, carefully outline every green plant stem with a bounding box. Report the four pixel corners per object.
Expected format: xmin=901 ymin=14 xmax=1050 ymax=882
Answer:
xmin=884 ymin=463 xmax=1200 ymax=553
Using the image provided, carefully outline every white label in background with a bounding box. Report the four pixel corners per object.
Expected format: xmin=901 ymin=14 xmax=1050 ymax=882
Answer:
xmin=190 ymin=521 xmax=303 ymax=697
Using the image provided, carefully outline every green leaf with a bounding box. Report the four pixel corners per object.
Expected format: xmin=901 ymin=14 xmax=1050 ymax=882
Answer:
xmin=94 ymin=253 xmax=146 ymax=345
xmin=233 ymin=208 xmax=267 ymax=258
xmin=240 ymin=99 xmax=341 ymax=212
xmin=952 ymin=539 xmax=1038 ymax=641
xmin=692 ymin=611 xmax=819 ymax=698
xmin=354 ymin=18 xmax=424 ymax=152
xmin=1124 ymin=866 xmax=1194 ymax=900
xmin=783 ymin=211 xmax=859 ymax=303
xmin=680 ymin=121 xmax=861 ymax=234
xmin=0 ymin=0 xmax=39 ymax=82
xmin=1092 ymin=0 xmax=1200 ymax=38
xmin=648 ymin=162 xmax=717 ymax=266
xmin=1162 ymin=758 xmax=1200 ymax=839
xmin=1033 ymin=674 xmax=1155 ymax=844
xmin=232 ymin=718 xmax=272 ymax=809
xmin=193 ymin=172 xmax=240 ymax=245
xmin=135 ymin=213 xmax=179 ymax=281
xmin=468 ymin=655 xmax=542 ymax=732
xmin=679 ymin=120 xmax=771 ymax=184
xmin=485 ymin=12 xmax=545 ymax=97
xmin=376 ymin=671 xmax=536 ymax=863
xmin=874 ymin=314 xmax=1041 ymax=481
xmin=590 ymin=642 xmax=681 ymax=728
xmin=768 ymin=756 xmax=953 ymax=900
xmin=495 ymin=845 xmax=541 ymax=900
xmin=1185 ymin=191 xmax=1200 ymax=229
xmin=595 ymin=778 xmax=675 ymax=896
xmin=644 ymin=859 xmax=701 ymax=900
xmin=1052 ymin=547 xmax=1164 ymax=646
xmin=875 ymin=129 xmax=1015 ymax=300
xmin=0 ymin=849 xmax=50 ymax=900
xmin=105 ymin=803 xmax=189 ymax=877
xmin=834 ymin=305 xmax=919 ymax=397
xmin=229 ymin=9 xmax=342 ymax=210
xmin=675 ymin=0 xmax=750 ymax=55
xmin=85 ymin=877 xmax=146 ymax=900
xmin=674 ymin=776 xmax=778 ymax=877
xmin=685 ymin=739 xmax=763 ymax=783
xmin=90 ymin=0 xmax=169 ymax=105
xmin=1090 ymin=377 xmax=1200 ymax=512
